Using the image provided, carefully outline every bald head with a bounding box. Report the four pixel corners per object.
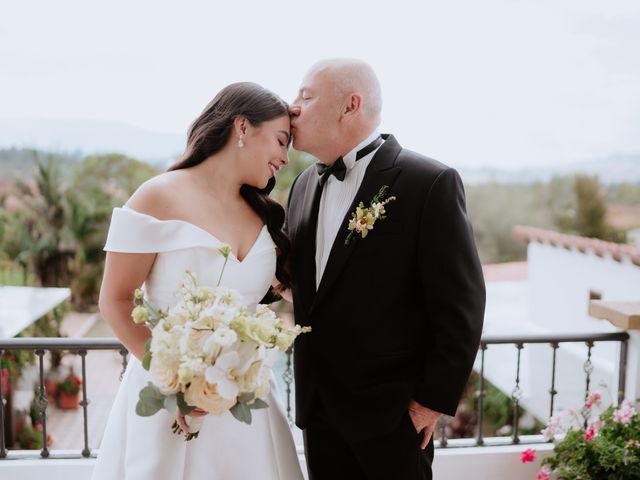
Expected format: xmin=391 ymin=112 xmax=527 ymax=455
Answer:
xmin=308 ymin=58 xmax=382 ymax=123
xmin=289 ymin=58 xmax=383 ymax=162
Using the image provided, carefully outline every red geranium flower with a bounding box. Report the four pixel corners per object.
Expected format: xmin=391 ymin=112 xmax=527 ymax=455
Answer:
xmin=521 ymin=448 xmax=537 ymax=463
xmin=1 ymin=368 xmax=9 ymax=396
xmin=585 ymin=426 xmax=596 ymax=441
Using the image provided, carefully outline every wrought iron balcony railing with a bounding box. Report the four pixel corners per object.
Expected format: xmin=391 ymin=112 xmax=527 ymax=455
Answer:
xmin=0 ymin=331 xmax=629 ymax=460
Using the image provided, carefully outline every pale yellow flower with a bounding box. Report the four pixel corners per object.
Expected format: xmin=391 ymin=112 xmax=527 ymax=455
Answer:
xmin=275 ymin=331 xmax=294 ymax=351
xmin=346 ymin=192 xmax=396 ymax=242
xmin=218 ymin=243 xmax=232 ymax=259
xmin=131 ymin=305 xmax=149 ymax=324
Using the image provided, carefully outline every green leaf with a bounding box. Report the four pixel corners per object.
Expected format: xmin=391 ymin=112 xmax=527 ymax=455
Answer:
xmin=143 ymin=299 xmax=163 ymax=327
xmin=248 ymin=398 xmax=269 ymax=410
xmin=135 ymin=383 xmax=165 ymax=417
xmin=142 ymin=338 xmax=152 ymax=371
xmin=177 ymin=392 xmax=195 ymax=416
xmin=230 ymin=402 xmax=253 ymax=424
xmin=163 ymin=394 xmax=177 ymax=413
xmin=372 ymin=185 xmax=389 ymax=203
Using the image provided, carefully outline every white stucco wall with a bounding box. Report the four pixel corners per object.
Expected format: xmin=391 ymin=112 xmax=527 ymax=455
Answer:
xmin=522 ymin=242 xmax=640 ymax=416
xmin=527 ymin=242 xmax=640 ymax=334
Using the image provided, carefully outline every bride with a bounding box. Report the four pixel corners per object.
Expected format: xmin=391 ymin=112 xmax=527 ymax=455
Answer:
xmin=91 ymin=83 xmax=303 ymax=479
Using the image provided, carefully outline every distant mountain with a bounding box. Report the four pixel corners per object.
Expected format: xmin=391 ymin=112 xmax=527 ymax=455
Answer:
xmin=0 ymin=117 xmax=638 ymax=185
xmin=459 ymin=154 xmax=640 ymax=185
xmin=0 ymin=117 xmax=185 ymax=166
xmin=0 ymin=148 xmax=81 ymax=183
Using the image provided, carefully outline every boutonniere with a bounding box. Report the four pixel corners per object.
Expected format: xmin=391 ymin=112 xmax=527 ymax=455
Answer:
xmin=345 ymin=185 xmax=397 ymax=246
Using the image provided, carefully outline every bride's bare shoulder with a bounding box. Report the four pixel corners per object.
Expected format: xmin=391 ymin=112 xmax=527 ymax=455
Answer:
xmin=125 ymin=170 xmax=192 ymax=220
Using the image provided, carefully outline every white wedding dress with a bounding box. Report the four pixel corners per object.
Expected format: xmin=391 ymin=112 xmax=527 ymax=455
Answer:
xmin=91 ymin=206 xmax=303 ymax=480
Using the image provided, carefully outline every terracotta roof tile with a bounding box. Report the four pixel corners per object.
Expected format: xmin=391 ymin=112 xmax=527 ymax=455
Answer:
xmin=512 ymin=226 xmax=640 ymax=267
xmin=482 ymin=262 xmax=528 ymax=282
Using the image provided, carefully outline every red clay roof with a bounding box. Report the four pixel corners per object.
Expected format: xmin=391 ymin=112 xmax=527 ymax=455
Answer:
xmin=482 ymin=262 xmax=528 ymax=282
xmin=512 ymin=226 xmax=640 ymax=267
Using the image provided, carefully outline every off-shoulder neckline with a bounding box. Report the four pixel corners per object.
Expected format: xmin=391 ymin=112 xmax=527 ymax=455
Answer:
xmin=118 ymin=206 xmax=269 ymax=263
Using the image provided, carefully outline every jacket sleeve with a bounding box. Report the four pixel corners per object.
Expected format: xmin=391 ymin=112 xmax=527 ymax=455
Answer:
xmin=413 ymin=168 xmax=486 ymax=416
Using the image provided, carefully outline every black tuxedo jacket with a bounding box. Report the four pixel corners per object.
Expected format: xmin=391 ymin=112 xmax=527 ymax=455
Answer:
xmin=285 ymin=134 xmax=485 ymax=440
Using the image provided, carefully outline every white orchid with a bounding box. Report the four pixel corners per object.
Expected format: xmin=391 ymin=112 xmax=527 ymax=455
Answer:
xmin=204 ymin=351 xmax=242 ymax=400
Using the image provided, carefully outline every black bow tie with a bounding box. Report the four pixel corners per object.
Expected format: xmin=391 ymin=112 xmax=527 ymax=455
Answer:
xmin=316 ymin=136 xmax=383 ymax=186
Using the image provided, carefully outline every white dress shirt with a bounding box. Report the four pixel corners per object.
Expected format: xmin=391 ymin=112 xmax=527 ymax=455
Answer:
xmin=315 ymin=129 xmax=384 ymax=288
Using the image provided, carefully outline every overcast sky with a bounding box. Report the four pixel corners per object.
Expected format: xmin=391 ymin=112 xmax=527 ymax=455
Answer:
xmin=1 ymin=0 xmax=639 ymax=169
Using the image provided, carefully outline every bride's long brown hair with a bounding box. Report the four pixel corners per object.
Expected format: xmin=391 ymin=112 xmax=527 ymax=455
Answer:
xmin=168 ymin=82 xmax=291 ymax=296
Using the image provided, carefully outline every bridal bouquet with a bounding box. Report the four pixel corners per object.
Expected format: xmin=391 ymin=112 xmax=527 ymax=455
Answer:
xmin=132 ymin=244 xmax=310 ymax=440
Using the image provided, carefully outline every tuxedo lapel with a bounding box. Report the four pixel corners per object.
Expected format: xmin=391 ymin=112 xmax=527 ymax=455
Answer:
xmin=310 ymin=134 xmax=402 ymax=315
xmin=296 ymin=173 xmax=323 ymax=315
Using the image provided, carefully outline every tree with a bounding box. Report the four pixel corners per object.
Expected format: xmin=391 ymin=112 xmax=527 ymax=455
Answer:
xmin=6 ymin=157 xmax=74 ymax=287
xmin=465 ymin=181 xmax=554 ymax=263
xmin=574 ymin=175 xmax=609 ymax=238
xmin=65 ymin=154 xmax=157 ymax=306
xmin=549 ymin=175 xmax=625 ymax=242
xmin=71 ymin=153 xmax=157 ymax=202
xmin=610 ymin=182 xmax=640 ymax=205
xmin=1 ymin=152 xmax=157 ymax=307
xmin=546 ymin=176 xmax=575 ymax=233
xmin=270 ymin=149 xmax=315 ymax=205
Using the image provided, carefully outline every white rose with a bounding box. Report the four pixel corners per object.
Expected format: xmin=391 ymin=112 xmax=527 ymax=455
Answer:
xmin=149 ymin=356 xmax=181 ymax=395
xmin=229 ymin=314 xmax=248 ymax=340
xmin=184 ymin=376 xmax=235 ymax=415
xmin=246 ymin=317 xmax=278 ymax=345
xmin=253 ymin=370 xmax=272 ymax=400
xmin=238 ymin=360 xmax=273 ymax=400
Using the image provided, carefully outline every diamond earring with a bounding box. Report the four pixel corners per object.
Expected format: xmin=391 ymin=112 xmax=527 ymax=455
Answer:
xmin=238 ymin=135 xmax=245 ymax=148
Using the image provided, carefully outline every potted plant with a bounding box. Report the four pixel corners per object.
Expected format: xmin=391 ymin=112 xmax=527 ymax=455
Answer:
xmin=56 ymin=370 xmax=82 ymax=410
xmin=1 ymin=349 xmax=35 ymax=445
xmin=44 ymin=352 xmax=64 ymax=404
xmin=522 ymin=392 xmax=640 ymax=479
xmin=17 ymin=423 xmax=43 ymax=450
xmin=14 ymin=398 xmax=53 ymax=450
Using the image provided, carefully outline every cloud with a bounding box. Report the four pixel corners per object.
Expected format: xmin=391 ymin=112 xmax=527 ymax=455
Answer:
xmin=1 ymin=0 xmax=638 ymax=168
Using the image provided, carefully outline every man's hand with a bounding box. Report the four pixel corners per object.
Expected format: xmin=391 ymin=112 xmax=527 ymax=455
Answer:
xmin=408 ymin=400 xmax=442 ymax=449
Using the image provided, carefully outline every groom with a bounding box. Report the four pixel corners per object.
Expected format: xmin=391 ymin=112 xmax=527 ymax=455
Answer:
xmin=285 ymin=59 xmax=485 ymax=480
